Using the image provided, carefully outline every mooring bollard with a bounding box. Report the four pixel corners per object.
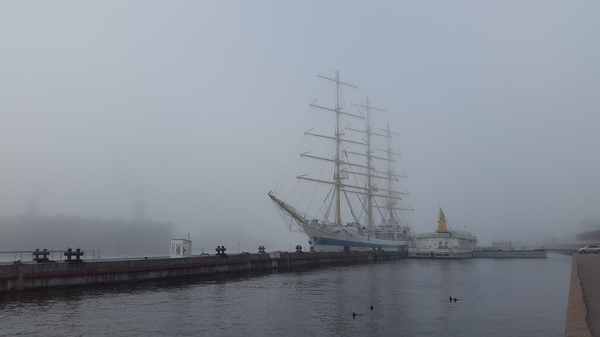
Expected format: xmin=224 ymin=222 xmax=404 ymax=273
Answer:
xmin=295 ymin=245 xmax=303 ymax=253
xmin=215 ymin=246 xmax=227 ymax=256
xmin=258 ymin=245 xmax=266 ymax=253
xmin=32 ymin=249 xmax=42 ymax=262
xmin=32 ymin=248 xmax=51 ymax=263
xmin=64 ymin=247 xmax=84 ymax=263
xmin=36 ymin=248 xmax=50 ymax=263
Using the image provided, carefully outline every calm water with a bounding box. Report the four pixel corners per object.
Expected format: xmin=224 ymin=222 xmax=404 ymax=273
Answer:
xmin=0 ymin=254 xmax=572 ymax=337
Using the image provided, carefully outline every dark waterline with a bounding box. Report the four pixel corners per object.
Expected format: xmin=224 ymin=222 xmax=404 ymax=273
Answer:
xmin=0 ymin=254 xmax=572 ymax=337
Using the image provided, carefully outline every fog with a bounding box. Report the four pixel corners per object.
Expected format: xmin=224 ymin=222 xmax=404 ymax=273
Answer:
xmin=1 ymin=1 xmax=599 ymax=253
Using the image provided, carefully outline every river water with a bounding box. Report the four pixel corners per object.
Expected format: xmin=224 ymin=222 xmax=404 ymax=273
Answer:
xmin=0 ymin=253 xmax=572 ymax=337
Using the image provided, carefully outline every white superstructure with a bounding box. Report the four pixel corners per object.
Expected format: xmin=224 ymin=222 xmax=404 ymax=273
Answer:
xmin=409 ymin=208 xmax=477 ymax=258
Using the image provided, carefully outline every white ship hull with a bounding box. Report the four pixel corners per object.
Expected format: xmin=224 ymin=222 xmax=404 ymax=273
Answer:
xmin=299 ymin=221 xmax=411 ymax=252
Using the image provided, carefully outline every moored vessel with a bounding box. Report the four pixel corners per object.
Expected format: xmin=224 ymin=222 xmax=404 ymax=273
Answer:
xmin=409 ymin=208 xmax=477 ymax=258
xmin=268 ymin=72 xmax=413 ymax=252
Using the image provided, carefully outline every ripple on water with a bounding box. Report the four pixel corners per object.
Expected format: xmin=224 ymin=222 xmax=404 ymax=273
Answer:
xmin=0 ymin=255 xmax=572 ymax=337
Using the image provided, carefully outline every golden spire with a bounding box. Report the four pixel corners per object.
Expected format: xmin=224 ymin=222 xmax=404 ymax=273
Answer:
xmin=436 ymin=207 xmax=449 ymax=233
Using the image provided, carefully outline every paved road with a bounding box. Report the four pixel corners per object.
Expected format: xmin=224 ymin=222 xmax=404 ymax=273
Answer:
xmin=571 ymin=254 xmax=600 ymax=336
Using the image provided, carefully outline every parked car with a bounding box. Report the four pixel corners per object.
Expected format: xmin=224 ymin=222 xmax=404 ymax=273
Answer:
xmin=578 ymin=245 xmax=600 ymax=254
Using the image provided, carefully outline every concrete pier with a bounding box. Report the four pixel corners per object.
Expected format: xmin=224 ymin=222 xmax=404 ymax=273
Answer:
xmin=566 ymin=254 xmax=600 ymax=337
xmin=0 ymin=250 xmax=406 ymax=291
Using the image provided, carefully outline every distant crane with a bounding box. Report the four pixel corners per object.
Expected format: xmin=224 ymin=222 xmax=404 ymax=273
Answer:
xmin=130 ymin=186 xmax=146 ymax=222
xmin=116 ymin=172 xmax=146 ymax=222
xmin=24 ymin=171 xmax=63 ymax=217
xmin=26 ymin=182 xmax=54 ymax=216
xmin=26 ymin=184 xmax=42 ymax=216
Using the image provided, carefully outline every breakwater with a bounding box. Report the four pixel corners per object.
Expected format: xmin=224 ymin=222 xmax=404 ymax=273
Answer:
xmin=0 ymin=250 xmax=406 ymax=291
xmin=473 ymin=250 xmax=547 ymax=258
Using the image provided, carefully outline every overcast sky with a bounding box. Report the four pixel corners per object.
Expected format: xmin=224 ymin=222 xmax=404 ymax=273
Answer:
xmin=1 ymin=1 xmax=599 ymax=252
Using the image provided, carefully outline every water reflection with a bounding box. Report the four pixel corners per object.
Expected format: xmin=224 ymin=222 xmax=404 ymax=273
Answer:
xmin=0 ymin=255 xmax=572 ymax=337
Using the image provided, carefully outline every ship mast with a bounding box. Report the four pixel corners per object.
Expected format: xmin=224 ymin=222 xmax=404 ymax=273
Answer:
xmin=382 ymin=123 xmax=399 ymax=226
xmin=350 ymin=98 xmax=386 ymax=228
xmin=347 ymin=104 xmax=412 ymax=228
xmin=312 ymin=71 xmax=358 ymax=226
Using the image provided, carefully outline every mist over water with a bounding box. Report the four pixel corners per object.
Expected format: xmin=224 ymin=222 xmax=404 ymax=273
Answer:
xmin=0 ymin=4 xmax=592 ymax=336
xmin=2 ymin=2 xmax=600 ymax=253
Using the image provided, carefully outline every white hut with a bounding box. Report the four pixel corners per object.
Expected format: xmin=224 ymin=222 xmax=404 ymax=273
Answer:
xmin=170 ymin=239 xmax=192 ymax=258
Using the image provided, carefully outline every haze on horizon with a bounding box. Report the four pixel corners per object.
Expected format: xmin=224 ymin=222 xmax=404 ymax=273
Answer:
xmin=1 ymin=1 xmax=599 ymax=253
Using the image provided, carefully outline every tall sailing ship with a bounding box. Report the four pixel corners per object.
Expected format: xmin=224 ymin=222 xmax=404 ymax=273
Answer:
xmin=409 ymin=208 xmax=477 ymax=258
xmin=268 ymin=72 xmax=413 ymax=252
